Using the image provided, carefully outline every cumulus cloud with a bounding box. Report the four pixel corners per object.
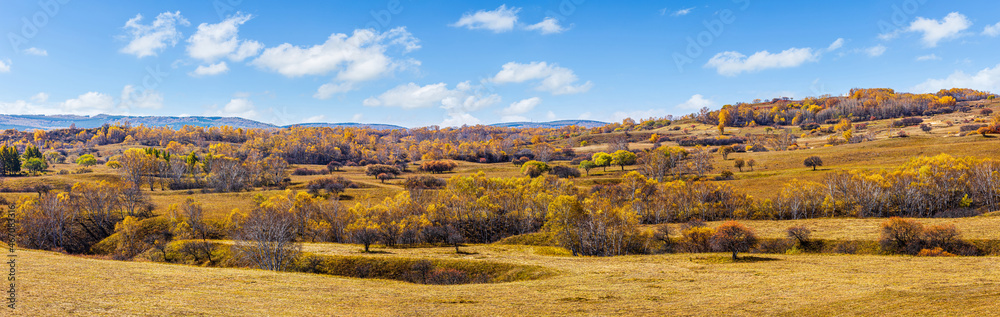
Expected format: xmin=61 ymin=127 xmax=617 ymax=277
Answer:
xmin=451 ymin=5 xmax=519 ymax=33
xmin=189 ymin=62 xmax=229 ymax=77
xmin=0 ymin=89 xmax=158 ymax=116
xmin=676 ymin=94 xmax=715 ymax=111
xmin=0 ymin=59 xmax=9 ymax=72
xmin=205 ymin=98 xmax=257 ymax=119
xmin=525 ymin=17 xmax=566 ymax=35
xmin=23 ymin=47 xmax=47 ymax=56
xmin=984 ymin=22 xmax=1000 ymax=37
xmin=882 ymin=12 xmax=971 ymax=47
xmin=492 ymin=61 xmax=592 ymax=94
xmin=363 ymin=82 xmax=500 ymax=127
xmin=911 ymin=64 xmax=1000 ymax=93
xmin=120 ymin=11 xmax=189 ymax=58
xmin=186 ymin=12 xmax=262 ymax=62
xmin=253 ymin=27 xmax=420 ymax=98
xmin=452 ymin=5 xmax=568 ymax=35
xmin=500 ymin=97 xmax=541 ymax=122
xmin=671 ymin=7 xmax=695 ymax=16
xmin=706 ymin=47 xmax=820 ymax=76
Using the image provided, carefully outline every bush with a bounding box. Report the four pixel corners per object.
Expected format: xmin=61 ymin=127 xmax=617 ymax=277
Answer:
xmin=960 ymin=124 xmax=987 ymax=132
xmin=550 ymin=165 xmax=580 ymax=178
xmin=306 ymin=177 xmax=357 ymax=197
xmin=917 ymin=247 xmax=956 ymax=257
xmin=710 ymin=221 xmax=759 ymax=259
xmin=403 ymin=176 xmax=446 ymax=190
xmin=520 ymin=160 xmax=550 ymax=178
xmin=879 ymin=217 xmax=924 ymax=254
xmin=326 ymin=161 xmax=343 ymax=172
xmin=364 ymin=164 xmax=401 ymax=179
xmin=982 ymin=109 xmax=994 ymax=116
xmin=679 ymin=221 xmax=714 ymax=253
xmin=292 ymin=168 xmax=329 ymax=176
xmin=753 ymin=238 xmax=794 ymax=254
xmin=892 ymin=117 xmax=924 ymax=127
xmin=420 ymin=160 xmax=458 ymax=174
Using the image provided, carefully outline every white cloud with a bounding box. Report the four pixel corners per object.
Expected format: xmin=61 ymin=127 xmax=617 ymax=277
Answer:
xmin=984 ymin=22 xmax=1000 ymax=37
xmin=525 ymin=17 xmax=566 ymax=35
xmin=120 ymin=85 xmax=164 ymax=110
xmin=253 ymin=27 xmax=419 ymax=96
xmin=302 ymin=114 xmax=326 ymax=123
xmin=30 ymin=93 xmax=48 ymax=103
xmin=63 ymin=92 xmax=115 ymax=112
xmin=189 ymin=61 xmax=229 ymax=77
xmin=500 ymin=97 xmax=541 ymax=121
xmin=827 ymin=38 xmax=844 ymax=51
xmin=916 ymin=54 xmax=940 ymax=61
xmin=23 ymin=47 xmax=47 ymax=56
xmin=492 ymin=61 xmax=592 ymax=94
xmin=363 ymin=83 xmax=455 ymax=109
xmin=706 ymin=47 xmax=819 ymax=76
xmin=205 ymin=98 xmax=257 ymax=119
xmin=186 ymin=12 xmax=261 ymax=62
xmin=578 ymin=112 xmax=592 ymax=120
xmin=442 ymin=113 xmax=481 ymax=127
xmin=546 ymin=111 xmax=556 ymax=120
xmin=664 ymin=7 xmax=694 ymax=16
xmin=314 ymin=82 xmax=356 ymax=99
xmin=502 ymin=97 xmax=541 ymax=115
xmin=911 ymin=63 xmax=1000 ymax=93
xmin=0 ymin=91 xmax=145 ymax=116
xmin=907 ymin=12 xmax=971 ymax=47
xmin=451 ymin=5 xmax=519 ymax=33
xmin=120 ymin=11 xmax=189 ymax=58
xmin=364 ymin=82 xmax=500 ymax=126
xmin=865 ymin=45 xmax=886 ymax=57
xmin=0 ymin=59 xmax=9 ymax=72
xmin=676 ymin=94 xmax=715 ymax=111
xmin=351 ymin=113 xmax=363 ymax=121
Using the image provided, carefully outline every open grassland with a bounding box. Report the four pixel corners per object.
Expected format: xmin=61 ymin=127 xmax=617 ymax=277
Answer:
xmin=664 ymin=216 xmax=1000 ymax=241
xmin=13 ymin=244 xmax=1000 ymax=316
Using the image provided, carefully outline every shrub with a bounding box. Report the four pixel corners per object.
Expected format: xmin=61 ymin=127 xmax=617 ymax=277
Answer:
xmin=420 ymin=160 xmax=458 ymax=174
xmin=364 ymin=164 xmax=401 ymax=179
xmin=753 ymin=238 xmax=794 ymax=254
xmin=292 ymin=168 xmax=329 ymax=176
xmin=550 ymin=165 xmax=580 ymax=178
xmin=306 ymin=177 xmax=357 ymax=197
xmin=710 ymin=221 xmax=759 ymax=260
xmin=960 ymin=124 xmax=986 ymax=132
xmin=679 ymin=222 xmax=714 ymax=253
xmin=520 ymin=160 xmax=550 ymax=178
xmin=982 ymin=109 xmax=994 ymax=116
xmin=403 ymin=176 xmax=446 ymax=190
xmin=917 ymin=247 xmax=956 ymax=257
xmin=879 ymin=217 xmax=923 ymax=254
xmin=786 ymin=225 xmax=812 ymax=248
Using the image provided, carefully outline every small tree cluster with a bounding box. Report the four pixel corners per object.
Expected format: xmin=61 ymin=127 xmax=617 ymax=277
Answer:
xmin=420 ymin=160 xmax=458 ymax=174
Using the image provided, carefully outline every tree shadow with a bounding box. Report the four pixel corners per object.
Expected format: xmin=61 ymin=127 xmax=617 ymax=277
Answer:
xmin=690 ymin=255 xmax=779 ymax=264
xmin=360 ymin=250 xmax=393 ymax=254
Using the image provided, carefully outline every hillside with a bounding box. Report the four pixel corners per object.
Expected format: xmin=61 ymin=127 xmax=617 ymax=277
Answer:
xmin=489 ymin=120 xmax=608 ymax=129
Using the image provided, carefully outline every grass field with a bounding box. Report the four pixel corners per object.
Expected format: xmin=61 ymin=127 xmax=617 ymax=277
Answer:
xmin=6 ymin=104 xmax=1000 ymax=315
xmin=14 ymin=243 xmax=1000 ymax=316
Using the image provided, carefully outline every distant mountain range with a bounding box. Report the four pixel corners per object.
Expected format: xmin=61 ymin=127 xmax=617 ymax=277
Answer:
xmin=0 ymin=114 xmax=607 ymax=131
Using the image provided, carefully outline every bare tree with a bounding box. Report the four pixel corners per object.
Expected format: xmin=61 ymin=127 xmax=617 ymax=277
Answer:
xmin=231 ymin=204 xmax=302 ymax=271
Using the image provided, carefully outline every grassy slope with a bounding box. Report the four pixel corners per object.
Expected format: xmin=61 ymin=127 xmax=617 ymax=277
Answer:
xmin=15 ymin=244 xmax=1000 ymax=316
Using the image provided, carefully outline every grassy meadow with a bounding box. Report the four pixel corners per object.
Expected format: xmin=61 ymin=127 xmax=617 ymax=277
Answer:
xmin=5 ymin=101 xmax=1000 ymax=316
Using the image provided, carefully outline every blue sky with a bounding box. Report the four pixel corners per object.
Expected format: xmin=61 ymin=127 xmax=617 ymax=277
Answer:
xmin=1 ymin=0 xmax=999 ymax=127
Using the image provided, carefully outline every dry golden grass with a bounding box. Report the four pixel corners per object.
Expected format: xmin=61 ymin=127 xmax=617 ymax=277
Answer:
xmin=13 ymin=244 xmax=1000 ymax=316
xmin=664 ymin=216 xmax=1000 ymax=241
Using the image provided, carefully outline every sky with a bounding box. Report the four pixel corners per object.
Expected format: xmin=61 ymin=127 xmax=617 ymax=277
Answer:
xmin=1 ymin=0 xmax=999 ymax=128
